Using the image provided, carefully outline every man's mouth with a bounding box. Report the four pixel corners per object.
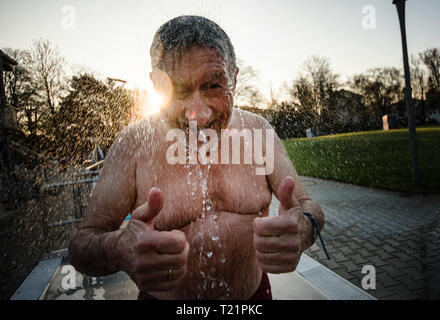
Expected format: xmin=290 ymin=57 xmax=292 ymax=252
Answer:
xmin=178 ymin=118 xmax=218 ymax=132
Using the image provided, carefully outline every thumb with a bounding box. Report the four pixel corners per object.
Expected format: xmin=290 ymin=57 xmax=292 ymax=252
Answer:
xmin=131 ymin=187 xmax=164 ymax=223
xmin=277 ymin=176 xmax=300 ymax=214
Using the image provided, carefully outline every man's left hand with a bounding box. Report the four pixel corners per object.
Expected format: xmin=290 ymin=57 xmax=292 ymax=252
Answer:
xmin=253 ymin=176 xmax=311 ymax=274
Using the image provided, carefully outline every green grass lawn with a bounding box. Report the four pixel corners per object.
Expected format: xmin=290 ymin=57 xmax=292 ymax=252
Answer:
xmin=283 ymin=127 xmax=440 ymax=194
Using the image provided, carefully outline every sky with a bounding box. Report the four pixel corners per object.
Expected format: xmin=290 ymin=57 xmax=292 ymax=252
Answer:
xmin=1 ymin=0 xmax=440 ymax=100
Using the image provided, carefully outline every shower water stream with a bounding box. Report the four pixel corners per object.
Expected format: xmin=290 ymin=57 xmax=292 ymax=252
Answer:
xmin=187 ymin=129 xmax=230 ymax=298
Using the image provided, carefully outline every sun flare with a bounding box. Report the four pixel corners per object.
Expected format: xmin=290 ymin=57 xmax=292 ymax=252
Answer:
xmin=138 ymin=87 xmax=162 ymax=119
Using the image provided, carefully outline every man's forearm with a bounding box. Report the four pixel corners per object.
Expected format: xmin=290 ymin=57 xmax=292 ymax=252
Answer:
xmin=68 ymin=228 xmax=122 ymax=277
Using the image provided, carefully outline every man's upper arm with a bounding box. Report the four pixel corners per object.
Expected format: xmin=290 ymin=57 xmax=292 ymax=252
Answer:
xmin=260 ymin=117 xmax=311 ymax=202
xmin=78 ymin=126 xmax=138 ymax=232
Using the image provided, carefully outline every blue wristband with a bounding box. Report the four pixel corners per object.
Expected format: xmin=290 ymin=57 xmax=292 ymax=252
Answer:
xmin=302 ymin=211 xmax=331 ymax=260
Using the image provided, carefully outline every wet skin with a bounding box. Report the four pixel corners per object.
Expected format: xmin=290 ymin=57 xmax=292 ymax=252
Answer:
xmin=68 ymin=47 xmax=324 ymax=299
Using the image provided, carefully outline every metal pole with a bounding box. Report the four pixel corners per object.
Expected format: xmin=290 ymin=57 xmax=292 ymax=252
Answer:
xmin=0 ymin=53 xmax=5 ymax=127
xmin=393 ymin=0 xmax=420 ymax=186
xmin=0 ymin=53 xmax=9 ymax=206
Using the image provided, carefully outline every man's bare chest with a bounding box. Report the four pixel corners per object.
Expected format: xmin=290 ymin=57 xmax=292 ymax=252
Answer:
xmin=135 ymin=159 xmax=272 ymax=230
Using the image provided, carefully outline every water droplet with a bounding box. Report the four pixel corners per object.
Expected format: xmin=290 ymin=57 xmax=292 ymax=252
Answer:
xmin=206 ymin=251 xmax=212 ymax=258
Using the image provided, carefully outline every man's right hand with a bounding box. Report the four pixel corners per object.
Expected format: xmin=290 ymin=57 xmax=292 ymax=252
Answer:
xmin=115 ymin=187 xmax=189 ymax=292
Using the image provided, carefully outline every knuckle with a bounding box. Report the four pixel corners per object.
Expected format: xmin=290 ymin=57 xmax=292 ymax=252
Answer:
xmin=283 ymin=240 xmax=298 ymax=252
xmin=176 ymin=265 xmax=187 ymax=279
xmin=133 ymin=259 xmax=144 ymax=272
xmin=255 ymin=221 xmax=264 ymax=234
xmin=284 ymin=219 xmax=298 ymax=233
xmin=253 ymin=236 xmax=263 ymax=250
xmin=175 ymin=253 xmax=187 ymax=267
xmin=134 ymin=241 xmax=143 ymax=252
xmin=135 ymin=234 xmax=151 ymax=252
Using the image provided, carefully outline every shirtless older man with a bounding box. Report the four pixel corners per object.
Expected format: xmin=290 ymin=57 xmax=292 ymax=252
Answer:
xmin=68 ymin=15 xmax=325 ymax=300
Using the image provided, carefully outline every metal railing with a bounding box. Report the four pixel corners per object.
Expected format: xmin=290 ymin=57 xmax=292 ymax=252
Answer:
xmin=39 ymin=170 xmax=100 ymax=253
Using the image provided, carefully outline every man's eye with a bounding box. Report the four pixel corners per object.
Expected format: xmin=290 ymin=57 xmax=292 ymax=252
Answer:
xmin=203 ymin=83 xmax=226 ymax=97
xmin=175 ymin=87 xmax=190 ymax=98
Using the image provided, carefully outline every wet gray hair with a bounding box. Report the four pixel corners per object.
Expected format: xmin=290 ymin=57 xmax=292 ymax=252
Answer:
xmin=150 ymin=15 xmax=237 ymax=78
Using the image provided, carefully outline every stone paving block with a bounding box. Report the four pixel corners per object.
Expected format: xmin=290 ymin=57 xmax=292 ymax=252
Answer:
xmin=426 ymin=255 xmax=440 ymax=266
xmin=394 ymin=252 xmax=414 ymax=262
xmin=387 ymin=284 xmax=421 ymax=300
xmin=313 ymin=250 xmax=329 ymax=261
xmin=337 ymin=246 xmax=352 ymax=256
xmin=399 ymin=268 xmax=427 ymax=282
xmin=334 ymin=234 xmax=351 ymax=243
xmin=405 ymin=259 xmax=426 ymax=271
xmin=394 ymin=274 xmax=426 ymax=291
xmin=340 ymin=260 xmax=360 ymax=273
xmin=380 ymin=265 xmax=407 ymax=279
xmin=369 ymin=256 xmax=391 ymax=267
xmin=371 ymin=284 xmax=399 ymax=300
xmin=382 ymin=244 xmax=397 ymax=253
xmin=403 ymin=239 xmax=422 ymax=250
xmin=332 ymin=252 xmax=351 ymax=263
xmin=351 ymin=254 xmax=368 ymax=265
xmin=363 ymin=243 xmax=380 ymax=252
xmin=368 ymin=237 xmax=384 ymax=246
xmin=345 ymin=231 xmax=359 ymax=240
xmin=325 ymin=245 xmax=340 ymax=254
xmin=372 ymin=249 xmax=394 ymax=260
xmin=385 ymin=238 xmax=401 ymax=247
xmin=357 ymin=248 xmax=377 ymax=258
xmin=377 ymin=273 xmax=401 ymax=288
xmin=333 ymin=241 xmax=349 ymax=249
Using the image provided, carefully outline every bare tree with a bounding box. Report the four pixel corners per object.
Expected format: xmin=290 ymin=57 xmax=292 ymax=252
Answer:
xmin=288 ymin=56 xmax=341 ymax=133
xmin=350 ymin=67 xmax=403 ymax=117
xmin=27 ymin=39 xmax=67 ymax=139
xmin=2 ymin=48 xmax=38 ymax=135
xmin=410 ymin=54 xmax=427 ymax=100
xmin=420 ymin=47 xmax=440 ymax=93
xmin=234 ymin=58 xmax=266 ymax=108
xmin=292 ymin=56 xmax=340 ymax=116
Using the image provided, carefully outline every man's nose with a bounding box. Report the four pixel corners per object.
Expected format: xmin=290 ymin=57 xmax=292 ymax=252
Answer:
xmin=184 ymin=90 xmax=212 ymax=127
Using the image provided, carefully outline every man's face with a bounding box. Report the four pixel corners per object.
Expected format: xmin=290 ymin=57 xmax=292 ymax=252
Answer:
xmin=151 ymin=46 xmax=237 ymax=132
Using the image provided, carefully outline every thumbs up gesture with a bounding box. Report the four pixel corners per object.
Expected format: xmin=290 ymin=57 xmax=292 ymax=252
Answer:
xmin=253 ymin=177 xmax=310 ymax=274
xmin=115 ymin=187 xmax=189 ymax=291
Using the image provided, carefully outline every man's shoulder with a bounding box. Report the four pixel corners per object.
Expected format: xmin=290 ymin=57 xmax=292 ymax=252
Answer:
xmin=117 ymin=116 xmax=163 ymax=143
xmin=109 ymin=116 xmax=164 ymax=156
xmin=233 ymin=108 xmax=272 ymax=130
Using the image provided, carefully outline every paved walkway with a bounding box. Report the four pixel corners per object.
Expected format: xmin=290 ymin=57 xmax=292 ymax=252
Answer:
xmin=272 ymin=176 xmax=440 ymax=300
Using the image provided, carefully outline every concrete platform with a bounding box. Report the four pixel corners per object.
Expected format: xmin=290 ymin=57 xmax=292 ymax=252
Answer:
xmin=11 ymin=251 xmax=374 ymax=300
